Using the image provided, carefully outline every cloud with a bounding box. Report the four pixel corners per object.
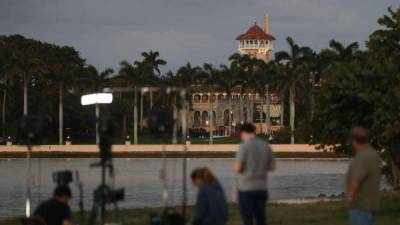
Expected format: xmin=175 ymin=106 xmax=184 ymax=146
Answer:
xmin=0 ymin=0 xmax=398 ymax=71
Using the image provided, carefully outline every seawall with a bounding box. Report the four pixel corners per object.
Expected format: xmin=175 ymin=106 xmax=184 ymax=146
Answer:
xmin=0 ymin=144 xmax=318 ymax=152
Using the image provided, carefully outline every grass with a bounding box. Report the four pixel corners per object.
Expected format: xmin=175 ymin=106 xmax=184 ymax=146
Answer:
xmin=1 ymin=192 xmax=399 ymax=225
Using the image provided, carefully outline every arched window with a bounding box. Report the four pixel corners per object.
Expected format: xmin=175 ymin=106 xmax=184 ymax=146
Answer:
xmin=213 ymin=111 xmax=217 ymax=124
xmin=194 ymin=95 xmax=201 ymax=103
xmin=201 ymin=111 xmax=209 ymax=125
xmin=224 ymin=109 xmax=230 ymax=126
xmin=212 ymin=95 xmax=217 ymax=102
xmin=194 ymin=111 xmax=201 ymax=125
xmin=202 ymin=95 xmax=209 ymax=102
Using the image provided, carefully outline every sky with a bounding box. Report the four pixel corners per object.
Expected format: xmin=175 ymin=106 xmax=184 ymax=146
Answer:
xmin=0 ymin=0 xmax=398 ymax=72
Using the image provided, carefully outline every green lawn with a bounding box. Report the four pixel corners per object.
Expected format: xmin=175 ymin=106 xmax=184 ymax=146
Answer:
xmin=1 ymin=192 xmax=399 ymax=225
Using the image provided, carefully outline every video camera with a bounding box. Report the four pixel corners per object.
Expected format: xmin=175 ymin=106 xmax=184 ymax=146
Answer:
xmin=52 ymin=170 xmax=73 ymax=186
xmin=105 ymin=188 xmax=125 ymax=203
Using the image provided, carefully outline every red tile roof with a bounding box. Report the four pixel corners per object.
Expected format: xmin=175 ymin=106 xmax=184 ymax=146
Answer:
xmin=236 ymin=23 xmax=276 ymax=41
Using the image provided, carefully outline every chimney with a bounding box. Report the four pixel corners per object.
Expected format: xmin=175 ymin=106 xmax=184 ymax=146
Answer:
xmin=263 ymin=14 xmax=269 ymax=34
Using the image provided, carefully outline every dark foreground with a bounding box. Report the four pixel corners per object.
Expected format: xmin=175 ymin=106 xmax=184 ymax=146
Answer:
xmin=1 ymin=192 xmax=399 ymax=225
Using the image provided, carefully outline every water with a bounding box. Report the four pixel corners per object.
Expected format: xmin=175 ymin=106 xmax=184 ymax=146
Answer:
xmin=0 ymin=158 xmax=349 ymax=219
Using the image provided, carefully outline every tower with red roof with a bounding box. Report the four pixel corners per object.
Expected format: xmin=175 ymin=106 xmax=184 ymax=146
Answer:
xmin=236 ymin=14 xmax=275 ymax=63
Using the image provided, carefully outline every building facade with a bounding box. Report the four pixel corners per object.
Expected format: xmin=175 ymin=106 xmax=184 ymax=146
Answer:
xmin=189 ymin=14 xmax=283 ymax=136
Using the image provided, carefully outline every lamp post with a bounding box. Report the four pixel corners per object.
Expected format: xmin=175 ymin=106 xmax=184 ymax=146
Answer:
xmin=81 ymin=93 xmax=113 ymax=144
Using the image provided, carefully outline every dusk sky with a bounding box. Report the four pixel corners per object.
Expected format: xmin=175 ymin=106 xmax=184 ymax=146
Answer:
xmin=0 ymin=0 xmax=398 ymax=72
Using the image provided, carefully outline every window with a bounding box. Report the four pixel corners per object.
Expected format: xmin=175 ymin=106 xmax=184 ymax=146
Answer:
xmin=202 ymin=111 xmax=209 ymax=125
xmin=194 ymin=111 xmax=201 ymax=125
xmin=194 ymin=95 xmax=201 ymax=102
xmin=202 ymin=95 xmax=209 ymax=102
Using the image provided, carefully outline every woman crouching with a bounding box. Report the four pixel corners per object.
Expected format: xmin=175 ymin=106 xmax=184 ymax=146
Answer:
xmin=191 ymin=167 xmax=228 ymax=225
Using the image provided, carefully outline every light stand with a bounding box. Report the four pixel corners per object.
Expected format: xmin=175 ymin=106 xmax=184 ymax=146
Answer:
xmin=20 ymin=115 xmax=48 ymax=219
xmin=25 ymin=143 xmax=32 ymax=218
xmin=81 ymin=93 xmax=116 ymax=225
xmin=81 ymin=93 xmax=113 ymax=145
xmin=87 ymin=119 xmax=125 ymax=225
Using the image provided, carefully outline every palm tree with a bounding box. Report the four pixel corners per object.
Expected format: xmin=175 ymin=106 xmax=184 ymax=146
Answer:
xmin=229 ymin=53 xmax=251 ymax=123
xmin=274 ymin=37 xmax=313 ymax=144
xmin=83 ymin=65 xmax=114 ymax=144
xmin=12 ymin=36 xmax=43 ymax=116
xmin=163 ymin=71 xmax=180 ymax=144
xmin=50 ymin=47 xmax=85 ymax=145
xmin=320 ymin=40 xmax=360 ymax=62
xmin=110 ymin=76 xmax=133 ymax=141
xmin=0 ymin=74 xmax=9 ymax=137
xmin=119 ymin=59 xmax=154 ymax=144
xmin=254 ymin=62 xmax=275 ymax=135
xmin=229 ymin=53 xmax=265 ymax=124
xmin=0 ymin=41 xmax=12 ymax=137
xmin=219 ymin=63 xmax=239 ymax=136
xmin=141 ymin=50 xmax=167 ymax=75
xmin=140 ymin=51 xmax=166 ymax=110
xmin=176 ymin=63 xmax=201 ymax=137
xmin=198 ymin=64 xmax=220 ymax=144
xmin=131 ymin=52 xmax=166 ymax=134
xmin=54 ymin=65 xmax=80 ymax=145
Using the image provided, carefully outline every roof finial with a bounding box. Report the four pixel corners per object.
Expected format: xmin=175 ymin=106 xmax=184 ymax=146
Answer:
xmin=254 ymin=21 xmax=257 ymax=25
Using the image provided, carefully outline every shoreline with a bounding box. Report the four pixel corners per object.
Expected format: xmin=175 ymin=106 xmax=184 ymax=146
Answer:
xmin=0 ymin=151 xmax=348 ymax=159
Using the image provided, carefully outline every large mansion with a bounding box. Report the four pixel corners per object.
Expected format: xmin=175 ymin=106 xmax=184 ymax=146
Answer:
xmin=188 ymin=15 xmax=283 ymax=135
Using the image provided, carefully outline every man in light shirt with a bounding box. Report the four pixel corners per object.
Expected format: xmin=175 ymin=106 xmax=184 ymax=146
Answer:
xmin=234 ymin=123 xmax=276 ymax=225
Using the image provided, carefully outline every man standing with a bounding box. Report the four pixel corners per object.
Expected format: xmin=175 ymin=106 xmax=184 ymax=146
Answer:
xmin=346 ymin=127 xmax=381 ymax=225
xmin=234 ymin=123 xmax=276 ymax=225
xmin=34 ymin=185 xmax=73 ymax=225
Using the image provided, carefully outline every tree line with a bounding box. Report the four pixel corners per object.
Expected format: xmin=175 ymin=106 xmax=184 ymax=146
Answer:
xmin=0 ymin=33 xmax=354 ymax=145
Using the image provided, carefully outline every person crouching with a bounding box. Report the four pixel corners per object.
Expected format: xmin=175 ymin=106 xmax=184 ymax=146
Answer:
xmin=33 ymin=185 xmax=72 ymax=225
xmin=191 ymin=167 xmax=228 ymax=225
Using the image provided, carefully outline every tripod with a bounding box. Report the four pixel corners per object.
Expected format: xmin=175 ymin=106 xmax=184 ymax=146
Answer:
xmin=87 ymin=124 xmax=124 ymax=225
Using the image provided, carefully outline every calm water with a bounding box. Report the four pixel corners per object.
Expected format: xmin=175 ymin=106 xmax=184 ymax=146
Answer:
xmin=0 ymin=158 xmax=349 ymax=219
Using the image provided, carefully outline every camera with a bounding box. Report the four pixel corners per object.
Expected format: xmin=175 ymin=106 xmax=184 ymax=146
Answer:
xmin=105 ymin=188 xmax=125 ymax=203
xmin=52 ymin=170 xmax=73 ymax=186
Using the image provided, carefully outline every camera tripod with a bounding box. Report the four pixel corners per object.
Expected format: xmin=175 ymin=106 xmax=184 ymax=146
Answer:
xmin=87 ymin=122 xmax=125 ymax=225
xmin=87 ymin=182 xmax=124 ymax=225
